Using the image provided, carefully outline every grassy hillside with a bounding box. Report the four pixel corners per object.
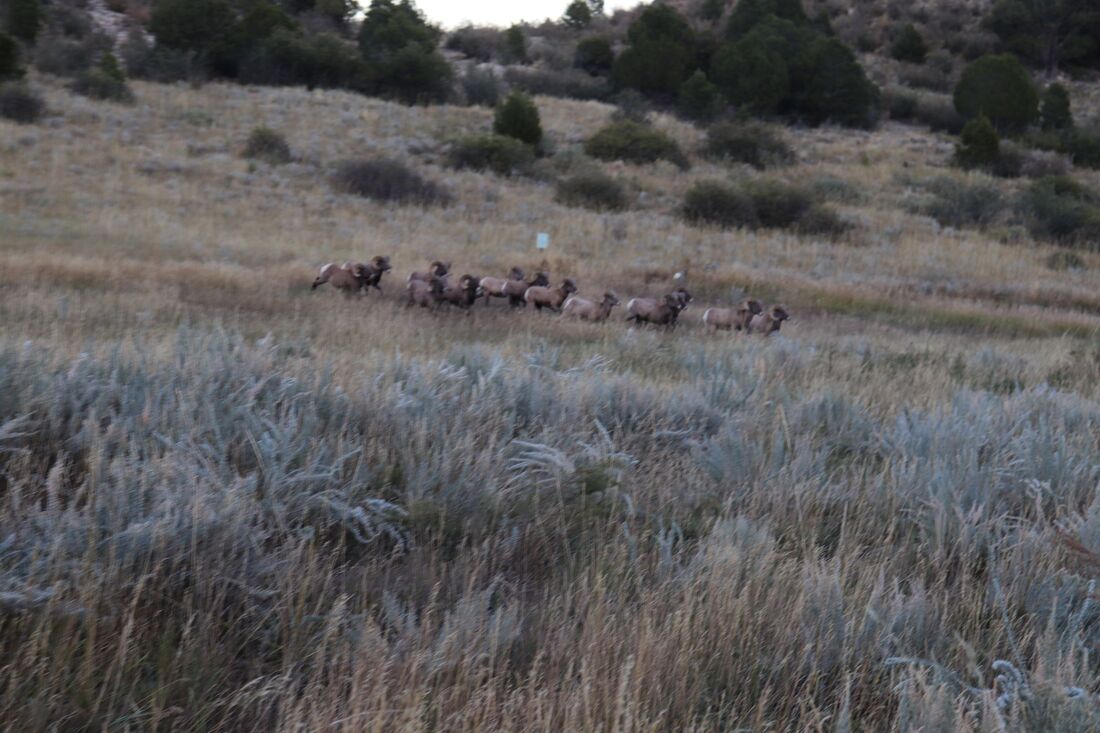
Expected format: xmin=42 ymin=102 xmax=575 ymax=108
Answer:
xmin=3 ymin=76 xmax=1100 ymax=730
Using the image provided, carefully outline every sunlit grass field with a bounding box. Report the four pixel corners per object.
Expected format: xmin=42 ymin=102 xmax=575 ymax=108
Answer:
xmin=3 ymin=76 xmax=1100 ymax=730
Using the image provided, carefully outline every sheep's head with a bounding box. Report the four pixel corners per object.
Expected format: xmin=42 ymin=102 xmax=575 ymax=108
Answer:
xmin=561 ymin=278 xmax=578 ymax=295
xmin=459 ymin=274 xmax=479 ymax=293
xmin=372 ymin=255 xmax=392 ymax=271
xmin=430 ymin=260 xmax=449 ymax=277
xmin=603 ymin=291 xmax=620 ymax=306
xmin=770 ymin=305 xmax=790 ymax=322
xmin=664 ymin=293 xmax=684 ymax=311
xmin=530 ymin=272 xmax=550 ymax=287
xmin=742 ymin=298 xmax=763 ymax=316
xmin=352 ymin=263 xmax=369 ymax=279
xmin=672 ymin=288 xmax=693 ymax=309
xmin=508 ymin=266 xmax=525 ymax=281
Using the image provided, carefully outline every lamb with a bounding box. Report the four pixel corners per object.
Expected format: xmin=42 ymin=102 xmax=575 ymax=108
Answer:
xmin=748 ymin=305 xmax=790 ymax=335
xmin=625 ymin=291 xmax=688 ymax=328
xmin=479 ymin=266 xmax=526 ymax=305
xmin=702 ymin=298 xmax=763 ymax=331
xmin=311 ymin=262 xmax=367 ymax=296
xmin=503 ymin=271 xmax=549 ymax=307
xmin=406 ymin=277 xmax=445 ymax=308
xmin=563 ymin=291 xmax=620 ymax=322
xmin=524 ymin=278 xmax=578 ymax=312
xmin=436 ymin=274 xmax=483 ymax=312
xmin=407 ymin=260 xmax=451 ymax=285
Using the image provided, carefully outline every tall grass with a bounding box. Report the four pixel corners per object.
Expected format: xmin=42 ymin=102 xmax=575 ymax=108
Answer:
xmin=3 ymin=328 xmax=1100 ymax=729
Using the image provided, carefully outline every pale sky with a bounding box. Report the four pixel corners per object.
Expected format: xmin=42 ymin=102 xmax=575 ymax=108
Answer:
xmin=415 ymin=0 xmax=643 ymax=29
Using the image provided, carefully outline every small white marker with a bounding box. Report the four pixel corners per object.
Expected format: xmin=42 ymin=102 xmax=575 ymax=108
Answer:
xmin=536 ymin=232 xmax=549 ymax=250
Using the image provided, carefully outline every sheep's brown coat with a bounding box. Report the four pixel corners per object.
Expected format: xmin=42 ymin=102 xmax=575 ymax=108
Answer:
xmin=479 ymin=267 xmax=526 ymax=304
xmin=702 ymin=298 xmax=763 ymax=331
xmin=563 ymin=291 xmax=620 ymax=322
xmin=524 ymin=278 xmax=578 ymax=312
xmin=748 ymin=305 xmax=790 ymax=335
xmin=437 ymin=274 xmax=483 ymax=312
xmin=407 ymin=260 xmax=451 ymax=285
xmin=406 ymin=277 xmax=444 ymax=308
xmin=359 ymin=255 xmax=393 ymax=293
xmin=503 ymin=272 xmax=549 ymax=307
xmin=312 ymin=262 xmax=366 ymax=296
xmin=625 ymin=292 xmax=688 ymax=327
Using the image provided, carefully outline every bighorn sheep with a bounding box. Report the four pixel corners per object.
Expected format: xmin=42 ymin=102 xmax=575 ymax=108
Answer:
xmin=625 ymin=291 xmax=688 ymax=328
xmin=406 ymin=277 xmax=444 ymax=308
xmin=524 ymin=278 xmax=578 ymax=313
xmin=357 ymin=255 xmax=393 ymax=293
xmin=312 ymin=262 xmax=367 ymax=296
xmin=748 ymin=305 xmax=790 ymax=335
xmin=436 ymin=274 xmax=483 ymax=312
xmin=563 ymin=291 xmax=620 ymax=322
xmin=407 ymin=260 xmax=451 ymax=285
xmin=702 ymin=298 xmax=763 ymax=331
xmin=503 ymin=271 xmax=549 ymax=307
xmin=479 ymin=266 xmax=525 ymax=305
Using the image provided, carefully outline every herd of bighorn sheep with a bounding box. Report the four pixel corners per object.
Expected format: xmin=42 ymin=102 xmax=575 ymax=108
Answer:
xmin=311 ymin=258 xmax=790 ymax=335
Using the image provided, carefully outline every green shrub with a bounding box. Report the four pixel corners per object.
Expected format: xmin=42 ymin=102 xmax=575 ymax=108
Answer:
xmin=150 ymin=0 xmax=240 ymax=74
xmin=584 ymin=120 xmax=689 ymax=169
xmin=444 ymin=25 xmax=502 ymax=62
xmin=990 ymin=140 xmax=1024 ymax=178
xmin=6 ymin=0 xmax=41 ymax=44
xmin=953 ymin=54 xmax=1038 ymax=132
xmin=574 ymin=36 xmax=613 ymax=75
xmin=913 ymin=93 xmax=965 ymax=133
xmin=243 ymin=126 xmax=292 ymax=165
xmin=70 ymin=53 xmax=134 ymax=103
xmin=955 ymin=115 xmax=1000 ymax=169
xmin=712 ymin=16 xmax=878 ymax=127
xmin=1040 ymin=83 xmax=1072 ymax=131
xmin=703 ymin=121 xmax=793 ymax=169
xmin=461 ymin=67 xmax=500 ymax=107
xmin=0 ymin=82 xmax=43 ymax=123
xmin=682 ymin=177 xmax=842 ymax=234
xmin=1064 ymin=128 xmax=1100 ymax=169
xmin=503 ymin=24 xmax=527 ymax=64
xmin=793 ymin=36 xmax=880 ymax=127
xmin=563 ymin=0 xmax=593 ymax=29
xmin=917 ymin=175 xmax=1006 ymax=229
xmin=743 ymin=178 xmax=812 ymax=228
xmin=897 ymin=63 xmax=952 ymax=93
xmin=710 ymin=31 xmax=789 ymax=114
xmin=555 ymin=171 xmax=628 ymax=211
xmin=678 ymin=70 xmax=723 ymax=122
xmin=681 ymin=180 xmax=758 ymax=228
xmin=1020 ymin=176 xmax=1100 ymax=246
xmin=612 ymin=4 xmax=696 ymax=97
xmin=0 ymin=32 xmax=21 ymax=80
xmin=503 ymin=67 xmax=611 ymax=101
xmin=358 ymin=0 xmax=452 ymax=103
xmin=796 ymin=204 xmax=852 ymax=237
xmin=34 ymin=31 xmax=113 ymax=78
xmin=331 ymin=157 xmax=451 ymax=206
xmin=448 ymin=134 xmax=535 ymax=176
xmin=1045 ymin=250 xmax=1085 ymax=271
xmin=493 ymin=91 xmax=542 ymax=146
xmin=241 ymin=30 xmax=370 ymax=91
xmin=883 ymin=85 xmax=918 ymax=120
xmin=890 ymin=24 xmax=927 ymax=64
xmin=725 ymin=0 xmax=808 ymax=39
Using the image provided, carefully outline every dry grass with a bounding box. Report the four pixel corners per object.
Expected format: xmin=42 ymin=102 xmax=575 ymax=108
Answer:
xmin=3 ymin=75 xmax=1100 ymax=731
